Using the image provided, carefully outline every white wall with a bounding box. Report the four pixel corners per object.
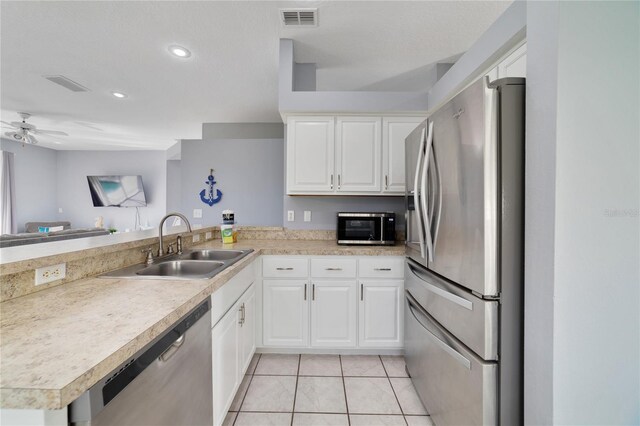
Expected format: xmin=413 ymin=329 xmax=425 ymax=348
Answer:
xmin=525 ymin=1 xmax=640 ymax=424
xmin=0 ymin=138 xmax=58 ymax=232
xmin=56 ymin=150 xmax=167 ymax=232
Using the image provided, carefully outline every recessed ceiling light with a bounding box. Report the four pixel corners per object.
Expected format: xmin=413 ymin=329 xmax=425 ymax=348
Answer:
xmin=168 ymin=45 xmax=191 ymax=58
xmin=111 ymin=92 xmax=127 ymax=98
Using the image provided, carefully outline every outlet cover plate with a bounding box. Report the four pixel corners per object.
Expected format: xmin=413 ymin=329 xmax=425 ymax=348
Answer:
xmin=193 ymin=209 xmax=203 ymax=218
xmin=35 ymin=263 xmax=66 ymax=286
xmin=287 ymin=210 xmax=295 ymax=222
xmin=193 ymin=234 xmax=201 ymax=243
xmin=205 ymin=231 xmax=212 ymax=240
xmin=304 ymin=211 xmax=312 ymax=222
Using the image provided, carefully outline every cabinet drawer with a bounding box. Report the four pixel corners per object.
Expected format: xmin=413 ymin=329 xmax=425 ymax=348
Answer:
xmin=263 ymin=257 xmax=308 ymax=278
xmin=310 ymin=258 xmax=357 ymax=278
xmin=359 ymin=257 xmax=404 ymax=278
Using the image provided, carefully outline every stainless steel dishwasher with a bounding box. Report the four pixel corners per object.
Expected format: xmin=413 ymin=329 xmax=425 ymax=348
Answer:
xmin=69 ymin=300 xmax=212 ymax=426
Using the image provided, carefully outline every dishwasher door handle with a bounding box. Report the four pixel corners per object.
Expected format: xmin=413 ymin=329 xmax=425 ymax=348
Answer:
xmin=159 ymin=334 xmax=185 ymax=362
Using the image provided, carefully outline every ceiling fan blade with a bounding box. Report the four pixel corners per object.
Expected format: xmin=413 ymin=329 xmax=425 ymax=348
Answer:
xmin=1 ymin=121 xmax=17 ymax=128
xmin=25 ymin=134 xmax=38 ymax=145
xmin=33 ymin=129 xmax=68 ymax=136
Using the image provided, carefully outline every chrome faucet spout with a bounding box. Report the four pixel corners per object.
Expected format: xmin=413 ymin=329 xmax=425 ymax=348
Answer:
xmin=158 ymin=212 xmax=192 ymax=256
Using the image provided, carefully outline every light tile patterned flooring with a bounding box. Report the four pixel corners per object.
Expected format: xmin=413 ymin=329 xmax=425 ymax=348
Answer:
xmin=223 ymin=354 xmax=434 ymax=426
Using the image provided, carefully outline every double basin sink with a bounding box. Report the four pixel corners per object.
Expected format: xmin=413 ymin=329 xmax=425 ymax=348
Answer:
xmin=101 ymin=249 xmax=254 ymax=280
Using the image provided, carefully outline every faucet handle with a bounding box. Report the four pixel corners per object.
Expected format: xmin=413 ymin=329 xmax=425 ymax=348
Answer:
xmin=166 ymin=242 xmax=177 ymax=254
xmin=141 ymin=247 xmax=154 ymax=265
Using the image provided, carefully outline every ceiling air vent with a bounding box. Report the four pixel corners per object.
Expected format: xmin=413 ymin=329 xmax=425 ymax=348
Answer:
xmin=280 ymin=8 xmax=318 ymax=27
xmin=43 ymin=75 xmax=90 ymax=92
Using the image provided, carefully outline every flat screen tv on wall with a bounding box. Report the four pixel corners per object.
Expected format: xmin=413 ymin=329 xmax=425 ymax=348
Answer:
xmin=87 ymin=175 xmax=147 ymax=207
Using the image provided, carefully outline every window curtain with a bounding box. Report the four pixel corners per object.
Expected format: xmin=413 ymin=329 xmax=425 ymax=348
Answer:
xmin=0 ymin=150 xmax=17 ymax=234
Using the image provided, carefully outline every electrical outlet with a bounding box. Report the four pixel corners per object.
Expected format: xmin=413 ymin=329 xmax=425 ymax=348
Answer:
xmin=192 ymin=234 xmax=201 ymax=243
xmin=193 ymin=209 xmax=202 ymax=218
xmin=35 ymin=263 xmax=66 ymax=286
xmin=304 ymin=211 xmax=312 ymax=222
xmin=205 ymin=231 xmax=212 ymax=240
xmin=58 ymin=207 xmax=63 ymax=213
xmin=287 ymin=210 xmax=295 ymax=222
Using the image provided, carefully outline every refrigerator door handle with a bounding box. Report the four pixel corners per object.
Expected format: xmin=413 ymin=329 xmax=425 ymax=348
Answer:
xmin=406 ymin=290 xmax=471 ymax=369
xmin=413 ymin=127 xmax=427 ymax=258
xmin=421 ymin=121 xmax=435 ymax=261
xmin=432 ymin=143 xmax=443 ymax=253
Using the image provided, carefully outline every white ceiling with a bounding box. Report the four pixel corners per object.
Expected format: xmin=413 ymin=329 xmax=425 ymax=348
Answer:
xmin=0 ymin=1 xmax=510 ymax=151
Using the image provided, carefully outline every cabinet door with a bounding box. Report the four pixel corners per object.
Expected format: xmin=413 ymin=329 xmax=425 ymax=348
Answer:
xmin=238 ymin=285 xmax=256 ymax=375
xmin=359 ymin=280 xmax=404 ymax=348
xmin=263 ymin=280 xmax=309 ymax=347
xmin=287 ymin=116 xmax=335 ymax=194
xmin=311 ymin=281 xmax=357 ymax=347
xmin=212 ymin=304 xmax=241 ymax=426
xmin=497 ymin=44 xmax=526 ymax=78
xmin=336 ymin=117 xmax=382 ymax=193
xmin=382 ymin=117 xmax=423 ymax=194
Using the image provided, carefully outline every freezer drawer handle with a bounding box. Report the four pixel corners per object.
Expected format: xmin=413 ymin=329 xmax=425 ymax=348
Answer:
xmin=408 ymin=263 xmax=473 ymax=310
xmin=406 ymin=292 xmax=471 ymax=369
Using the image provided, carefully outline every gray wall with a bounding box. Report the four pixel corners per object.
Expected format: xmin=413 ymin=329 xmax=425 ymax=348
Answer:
xmin=180 ymin=138 xmax=284 ymax=227
xmin=283 ymin=196 xmax=404 ymax=230
xmin=56 ymin=150 xmax=167 ymax=231
xmin=0 ymin=138 xmax=58 ymax=232
xmin=525 ymin=1 xmax=639 ymax=424
xmin=166 ymin=159 xmax=181 ymax=213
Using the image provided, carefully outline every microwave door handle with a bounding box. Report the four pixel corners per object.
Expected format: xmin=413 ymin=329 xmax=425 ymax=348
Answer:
xmin=421 ymin=121 xmax=434 ymax=262
xmin=413 ymin=127 xmax=427 ymax=258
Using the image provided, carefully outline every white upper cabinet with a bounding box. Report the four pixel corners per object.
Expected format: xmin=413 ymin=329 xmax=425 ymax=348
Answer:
xmin=336 ymin=117 xmax=382 ymax=193
xmin=382 ymin=117 xmax=424 ymax=194
xmin=286 ymin=115 xmax=422 ymax=195
xmin=287 ymin=117 xmax=335 ymax=193
xmin=489 ymin=43 xmax=527 ymax=81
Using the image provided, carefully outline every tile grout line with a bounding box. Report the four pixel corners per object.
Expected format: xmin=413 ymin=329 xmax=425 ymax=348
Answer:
xmin=339 ymin=355 xmax=351 ymax=426
xmin=289 ymin=354 xmax=301 ymax=426
xmin=232 ymin=353 xmax=261 ymax=426
xmin=380 ymin=355 xmax=408 ymax=426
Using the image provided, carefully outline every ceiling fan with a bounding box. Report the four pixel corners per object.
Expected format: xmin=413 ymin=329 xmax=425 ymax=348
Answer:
xmin=1 ymin=112 xmax=68 ymax=145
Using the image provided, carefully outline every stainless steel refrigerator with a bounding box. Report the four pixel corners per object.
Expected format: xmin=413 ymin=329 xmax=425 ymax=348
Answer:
xmin=404 ymin=77 xmax=525 ymax=425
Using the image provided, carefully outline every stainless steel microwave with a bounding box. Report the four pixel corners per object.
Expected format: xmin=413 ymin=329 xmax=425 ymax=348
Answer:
xmin=337 ymin=212 xmax=396 ymax=245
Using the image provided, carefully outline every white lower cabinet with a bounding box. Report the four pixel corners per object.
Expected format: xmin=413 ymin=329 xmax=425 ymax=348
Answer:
xmin=262 ymin=279 xmax=309 ymax=347
xmin=260 ymin=256 xmax=404 ymax=351
xmin=359 ymin=280 xmax=404 ymax=348
xmin=310 ymin=281 xmax=357 ymax=347
xmin=212 ymin=281 xmax=255 ymax=426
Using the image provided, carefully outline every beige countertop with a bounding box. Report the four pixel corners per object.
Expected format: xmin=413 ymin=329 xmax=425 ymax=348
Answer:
xmin=0 ymin=240 xmax=404 ymax=410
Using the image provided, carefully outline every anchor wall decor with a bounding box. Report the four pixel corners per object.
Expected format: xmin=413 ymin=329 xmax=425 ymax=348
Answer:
xmin=199 ymin=168 xmax=223 ymax=206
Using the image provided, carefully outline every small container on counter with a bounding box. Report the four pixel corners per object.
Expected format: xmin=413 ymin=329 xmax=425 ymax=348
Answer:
xmin=221 ymin=224 xmax=237 ymax=244
xmin=222 ymin=210 xmax=235 ymax=225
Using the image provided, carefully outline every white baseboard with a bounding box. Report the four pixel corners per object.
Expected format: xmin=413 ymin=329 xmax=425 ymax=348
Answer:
xmin=256 ymin=347 xmax=404 ymax=356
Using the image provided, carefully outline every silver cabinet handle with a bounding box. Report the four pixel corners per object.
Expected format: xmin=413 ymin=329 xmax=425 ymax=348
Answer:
xmin=325 ymin=267 xmax=343 ymax=271
xmin=159 ymin=334 xmax=185 ymax=362
xmin=242 ymin=303 xmax=246 ymax=323
xmin=238 ymin=305 xmax=244 ymax=325
xmin=330 ymin=174 xmax=334 ymax=190
xmin=360 ymin=283 xmax=364 ymax=301
xmin=385 ymin=175 xmax=389 ymax=190
xmin=304 ymin=283 xmax=307 ymax=301
xmin=276 ymin=267 xmax=294 ymax=271
xmin=337 ymin=174 xmax=341 ymax=189
xmin=374 ymin=268 xmax=392 ymax=271
xmin=312 ymin=283 xmax=316 ymax=301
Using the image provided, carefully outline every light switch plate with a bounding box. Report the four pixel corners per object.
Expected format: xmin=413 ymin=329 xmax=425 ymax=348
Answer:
xmin=193 ymin=209 xmax=202 ymax=218
xmin=192 ymin=234 xmax=201 ymax=243
xmin=35 ymin=263 xmax=66 ymax=286
xmin=304 ymin=211 xmax=311 ymax=222
xmin=287 ymin=210 xmax=295 ymax=222
xmin=58 ymin=207 xmax=63 ymax=213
